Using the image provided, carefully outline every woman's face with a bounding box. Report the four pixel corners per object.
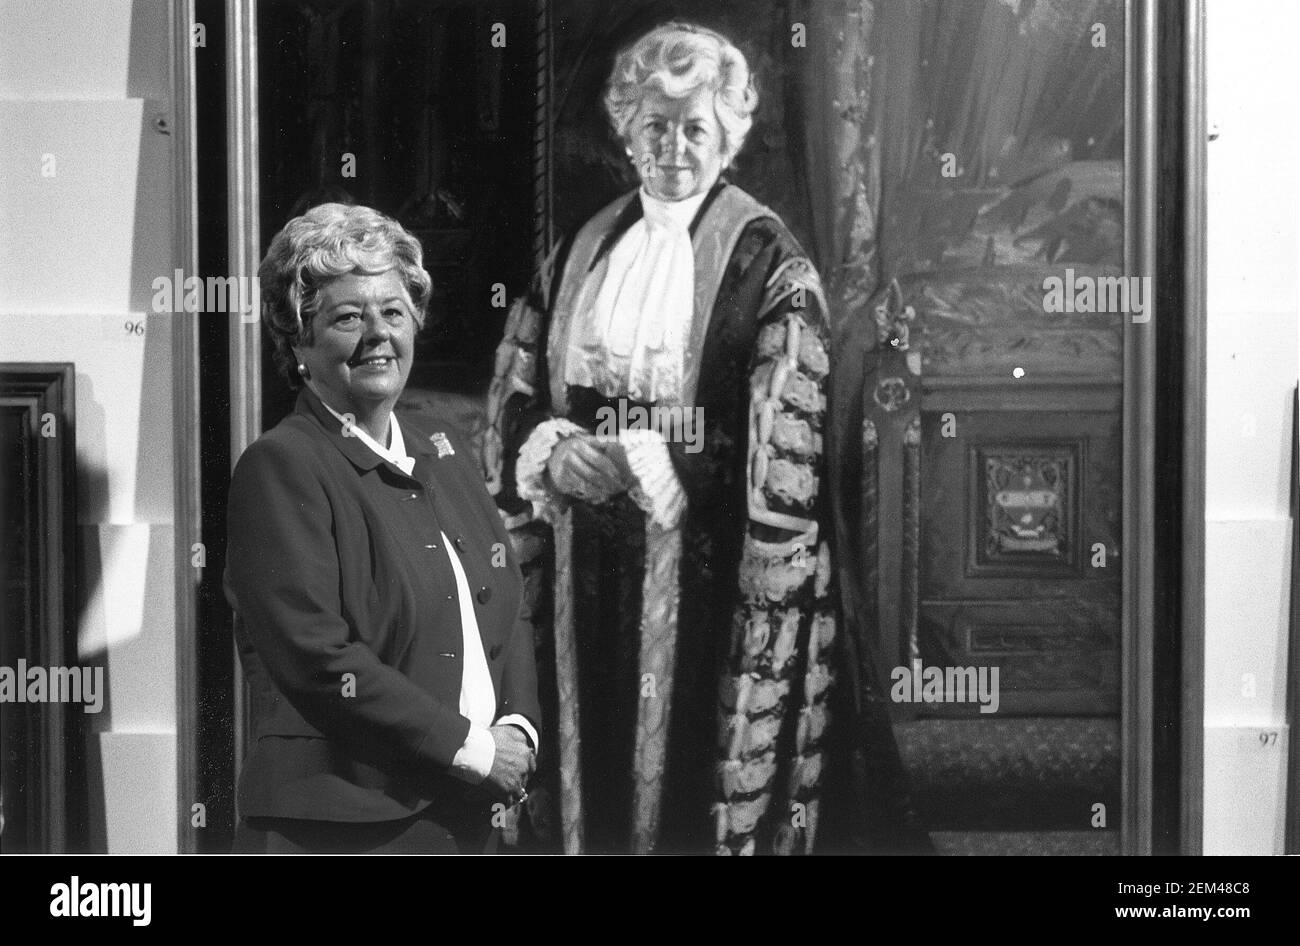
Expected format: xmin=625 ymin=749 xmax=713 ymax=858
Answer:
xmin=629 ymin=85 xmax=726 ymax=202
xmin=294 ymin=268 xmax=416 ymax=416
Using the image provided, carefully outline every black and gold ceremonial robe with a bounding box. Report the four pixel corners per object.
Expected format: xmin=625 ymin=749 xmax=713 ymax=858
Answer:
xmin=484 ymin=180 xmax=836 ymax=855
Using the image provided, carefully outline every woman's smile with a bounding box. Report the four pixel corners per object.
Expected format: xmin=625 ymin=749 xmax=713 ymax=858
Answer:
xmin=350 ymin=354 xmax=397 ymax=370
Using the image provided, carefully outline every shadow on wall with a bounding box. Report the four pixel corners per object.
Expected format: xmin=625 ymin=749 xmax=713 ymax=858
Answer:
xmin=73 ymin=372 xmax=111 ymax=852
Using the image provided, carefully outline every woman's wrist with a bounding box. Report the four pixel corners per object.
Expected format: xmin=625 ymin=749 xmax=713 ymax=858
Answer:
xmin=516 ymin=418 xmax=586 ymax=519
xmin=619 ymin=428 xmax=686 ymax=529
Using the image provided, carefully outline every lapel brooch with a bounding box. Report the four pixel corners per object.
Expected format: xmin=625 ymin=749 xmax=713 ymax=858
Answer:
xmin=430 ymin=432 xmax=455 ymax=458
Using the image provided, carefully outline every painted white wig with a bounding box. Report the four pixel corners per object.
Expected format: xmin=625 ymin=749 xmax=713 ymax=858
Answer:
xmin=604 ymin=21 xmax=759 ymax=165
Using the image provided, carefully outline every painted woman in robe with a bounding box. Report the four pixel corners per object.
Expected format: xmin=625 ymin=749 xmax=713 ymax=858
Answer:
xmin=483 ymin=21 xmax=836 ymax=855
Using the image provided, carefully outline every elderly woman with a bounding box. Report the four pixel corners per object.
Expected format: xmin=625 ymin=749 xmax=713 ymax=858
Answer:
xmin=484 ymin=22 xmax=836 ymax=855
xmin=226 ymin=203 xmax=540 ymax=853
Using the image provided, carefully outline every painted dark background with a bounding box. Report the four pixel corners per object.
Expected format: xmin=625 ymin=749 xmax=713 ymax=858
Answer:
xmin=228 ymin=0 xmax=1128 ymax=854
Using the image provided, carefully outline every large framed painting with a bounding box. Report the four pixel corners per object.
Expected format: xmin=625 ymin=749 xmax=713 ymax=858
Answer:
xmin=183 ymin=0 xmax=1205 ymax=855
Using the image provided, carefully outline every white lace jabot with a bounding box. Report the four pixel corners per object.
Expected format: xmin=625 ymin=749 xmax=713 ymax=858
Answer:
xmin=562 ymin=187 xmax=709 ymax=404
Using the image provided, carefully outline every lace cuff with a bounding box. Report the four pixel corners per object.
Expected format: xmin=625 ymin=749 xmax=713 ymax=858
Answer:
xmin=619 ymin=428 xmax=687 ymax=530
xmin=516 ymin=418 xmax=585 ymax=521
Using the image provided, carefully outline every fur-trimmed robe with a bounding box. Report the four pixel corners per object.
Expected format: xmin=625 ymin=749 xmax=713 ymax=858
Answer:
xmin=483 ymin=181 xmax=836 ymax=855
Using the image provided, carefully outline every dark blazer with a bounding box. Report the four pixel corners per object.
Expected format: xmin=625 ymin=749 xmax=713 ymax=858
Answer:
xmin=225 ymin=386 xmax=540 ymax=823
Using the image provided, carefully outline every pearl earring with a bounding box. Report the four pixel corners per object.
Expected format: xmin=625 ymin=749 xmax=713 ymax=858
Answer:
xmin=298 ymin=363 xmax=311 ymax=380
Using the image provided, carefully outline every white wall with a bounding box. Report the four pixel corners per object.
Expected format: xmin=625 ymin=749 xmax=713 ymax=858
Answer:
xmin=0 ymin=0 xmax=178 ymax=853
xmin=1203 ymin=0 xmax=1298 ymax=854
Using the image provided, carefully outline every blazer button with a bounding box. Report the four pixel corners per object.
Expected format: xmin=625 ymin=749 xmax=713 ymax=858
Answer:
xmin=477 ymin=585 xmax=492 ymax=604
xmin=489 ymin=643 xmax=503 ymax=661
xmin=454 ymin=535 xmax=467 ymax=553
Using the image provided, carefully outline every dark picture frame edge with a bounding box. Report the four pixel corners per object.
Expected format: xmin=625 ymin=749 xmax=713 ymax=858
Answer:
xmin=0 ymin=362 xmax=82 ymax=853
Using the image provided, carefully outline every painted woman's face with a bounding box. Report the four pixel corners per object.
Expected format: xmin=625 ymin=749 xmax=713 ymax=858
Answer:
xmin=295 ymin=268 xmax=416 ymax=416
xmin=629 ymin=85 xmax=726 ymax=202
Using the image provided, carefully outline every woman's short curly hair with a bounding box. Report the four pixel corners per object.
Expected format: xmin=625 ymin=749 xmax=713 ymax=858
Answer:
xmin=603 ymin=21 xmax=758 ymax=166
xmin=258 ymin=202 xmax=432 ymax=387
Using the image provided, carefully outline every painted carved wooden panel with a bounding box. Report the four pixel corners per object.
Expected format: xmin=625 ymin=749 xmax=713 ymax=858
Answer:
xmin=973 ymin=443 xmax=1080 ymax=574
xmin=916 ymin=404 xmax=1120 ymax=715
